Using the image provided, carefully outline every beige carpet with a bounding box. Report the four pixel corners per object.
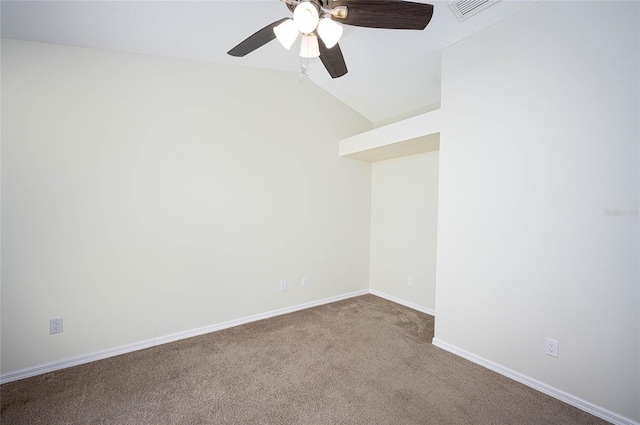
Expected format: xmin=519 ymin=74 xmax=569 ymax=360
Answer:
xmin=1 ymin=294 xmax=606 ymax=424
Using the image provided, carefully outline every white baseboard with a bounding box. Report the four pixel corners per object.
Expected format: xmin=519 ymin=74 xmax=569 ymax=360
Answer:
xmin=432 ymin=338 xmax=639 ymax=425
xmin=0 ymin=289 xmax=369 ymax=384
xmin=369 ymin=289 xmax=436 ymax=316
xmin=8 ymin=291 xmax=634 ymax=425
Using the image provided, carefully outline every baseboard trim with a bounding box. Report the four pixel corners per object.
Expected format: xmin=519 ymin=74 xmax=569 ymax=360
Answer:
xmin=369 ymin=289 xmax=436 ymax=316
xmin=0 ymin=289 xmax=369 ymax=384
xmin=432 ymin=338 xmax=639 ymax=425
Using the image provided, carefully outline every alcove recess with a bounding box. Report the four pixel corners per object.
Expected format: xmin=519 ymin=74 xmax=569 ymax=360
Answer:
xmin=339 ymin=109 xmax=440 ymax=162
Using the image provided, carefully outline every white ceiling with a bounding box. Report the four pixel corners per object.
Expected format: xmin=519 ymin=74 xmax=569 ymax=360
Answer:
xmin=1 ymin=0 xmax=537 ymax=123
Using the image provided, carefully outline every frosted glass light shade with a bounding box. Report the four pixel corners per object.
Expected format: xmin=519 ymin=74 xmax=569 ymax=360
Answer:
xmin=274 ymin=19 xmax=299 ymax=49
xmin=293 ymin=2 xmax=319 ymax=34
xmin=317 ymin=18 xmax=343 ymax=49
xmin=300 ymin=34 xmax=320 ymax=58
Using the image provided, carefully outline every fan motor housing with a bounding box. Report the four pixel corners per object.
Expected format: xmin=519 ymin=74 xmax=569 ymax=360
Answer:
xmin=287 ymin=0 xmax=331 ymax=15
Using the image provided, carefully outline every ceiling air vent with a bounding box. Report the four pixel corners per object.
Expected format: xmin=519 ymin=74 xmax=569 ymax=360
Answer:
xmin=448 ymin=0 xmax=500 ymax=21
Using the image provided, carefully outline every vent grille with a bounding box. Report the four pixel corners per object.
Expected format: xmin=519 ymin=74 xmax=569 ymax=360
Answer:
xmin=448 ymin=0 xmax=500 ymax=21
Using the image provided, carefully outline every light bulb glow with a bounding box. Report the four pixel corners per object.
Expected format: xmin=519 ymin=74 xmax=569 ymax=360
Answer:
xmin=300 ymin=34 xmax=320 ymax=58
xmin=317 ymin=17 xmax=343 ymax=49
xmin=274 ymin=19 xmax=299 ymax=49
xmin=293 ymin=2 xmax=319 ymax=34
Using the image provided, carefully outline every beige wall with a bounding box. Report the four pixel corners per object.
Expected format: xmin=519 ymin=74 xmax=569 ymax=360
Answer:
xmin=435 ymin=1 xmax=639 ymax=422
xmin=369 ymin=152 xmax=438 ymax=312
xmin=1 ymin=39 xmax=372 ymax=375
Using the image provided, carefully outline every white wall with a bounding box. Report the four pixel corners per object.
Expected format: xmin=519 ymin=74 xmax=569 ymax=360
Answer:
xmin=1 ymin=40 xmax=372 ymax=375
xmin=369 ymin=152 xmax=438 ymax=311
xmin=435 ymin=1 xmax=639 ymax=422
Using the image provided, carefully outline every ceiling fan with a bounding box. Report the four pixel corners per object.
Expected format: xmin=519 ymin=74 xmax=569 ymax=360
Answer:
xmin=227 ymin=0 xmax=434 ymax=79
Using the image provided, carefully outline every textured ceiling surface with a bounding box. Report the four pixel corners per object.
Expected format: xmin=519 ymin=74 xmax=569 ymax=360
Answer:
xmin=1 ymin=0 xmax=536 ymax=123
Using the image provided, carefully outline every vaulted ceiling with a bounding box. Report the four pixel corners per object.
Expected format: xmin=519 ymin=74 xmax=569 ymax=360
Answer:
xmin=1 ymin=0 xmax=536 ymax=123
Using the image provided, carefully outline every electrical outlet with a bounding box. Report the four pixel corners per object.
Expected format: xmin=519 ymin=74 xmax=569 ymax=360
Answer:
xmin=280 ymin=281 xmax=287 ymax=292
xmin=50 ymin=318 xmax=63 ymax=334
xmin=545 ymin=338 xmax=559 ymax=357
xmin=407 ymin=277 xmax=414 ymax=287
xmin=302 ymin=278 xmax=308 ymax=288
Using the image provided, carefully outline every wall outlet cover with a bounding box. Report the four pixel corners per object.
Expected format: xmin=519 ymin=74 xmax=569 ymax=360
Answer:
xmin=545 ymin=338 xmax=559 ymax=357
xmin=50 ymin=318 xmax=63 ymax=334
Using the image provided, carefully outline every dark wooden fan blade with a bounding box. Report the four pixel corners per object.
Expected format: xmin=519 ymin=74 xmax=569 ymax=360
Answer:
xmin=318 ymin=39 xmax=348 ymax=78
xmin=227 ymin=18 xmax=288 ymax=57
xmin=331 ymin=0 xmax=433 ymax=30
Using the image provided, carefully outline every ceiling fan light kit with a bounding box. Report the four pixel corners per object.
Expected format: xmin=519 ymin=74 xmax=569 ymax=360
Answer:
xmin=300 ymin=34 xmax=321 ymax=58
xmin=228 ymin=0 xmax=434 ymax=78
xmin=278 ymin=2 xmax=343 ymax=60
xmin=274 ymin=19 xmax=299 ymax=49
xmin=293 ymin=1 xmax=320 ymax=33
xmin=317 ymin=17 xmax=343 ymax=49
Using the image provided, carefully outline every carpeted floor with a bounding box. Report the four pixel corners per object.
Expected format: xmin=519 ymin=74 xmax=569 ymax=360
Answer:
xmin=0 ymin=294 xmax=607 ymax=424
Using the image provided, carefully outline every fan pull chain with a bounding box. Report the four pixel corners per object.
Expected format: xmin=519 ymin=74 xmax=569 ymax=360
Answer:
xmin=299 ymin=56 xmax=310 ymax=80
